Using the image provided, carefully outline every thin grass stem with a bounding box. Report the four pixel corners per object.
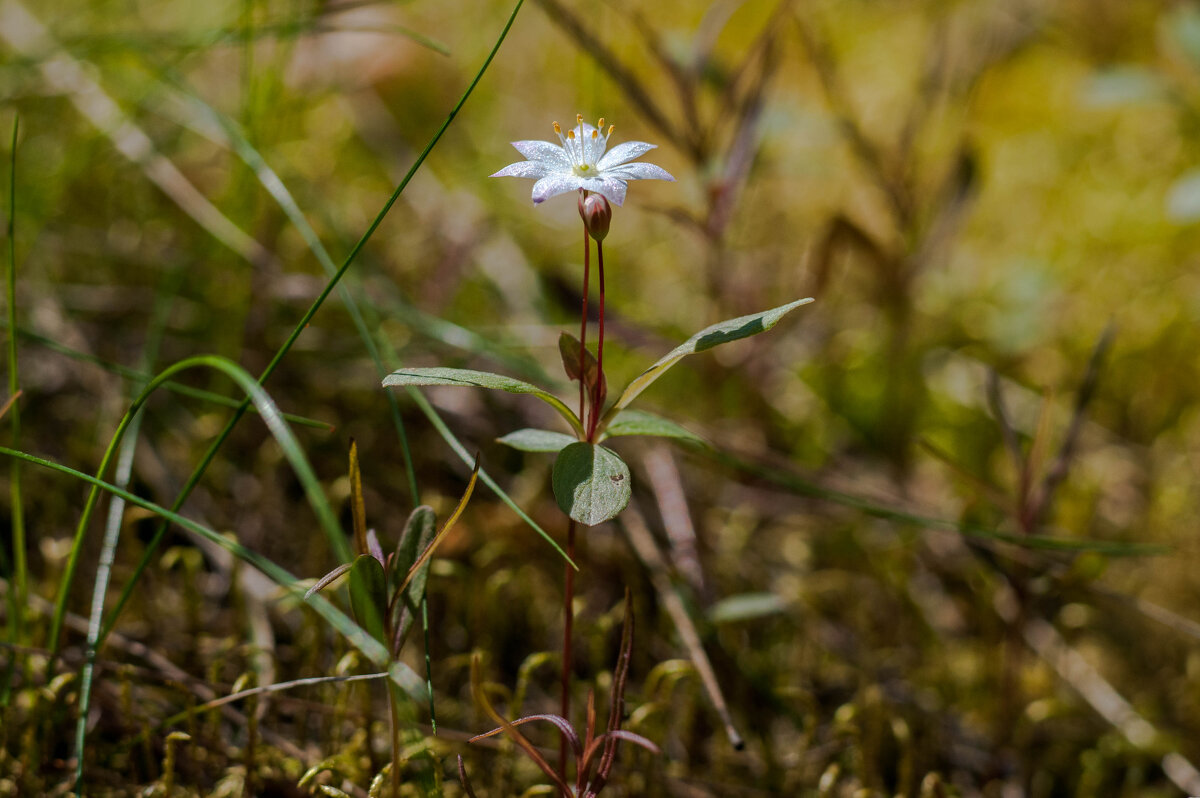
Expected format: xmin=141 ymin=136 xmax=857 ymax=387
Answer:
xmin=5 ymin=118 xmax=23 ymax=652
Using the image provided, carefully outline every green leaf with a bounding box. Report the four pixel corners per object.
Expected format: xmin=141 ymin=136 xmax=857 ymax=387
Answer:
xmin=392 ymin=506 xmax=437 ymax=599
xmin=609 ymin=298 xmax=813 ymax=414
xmin=348 ymin=554 xmax=389 ymax=645
xmin=384 ymin=366 xmax=583 ymax=437
xmin=497 ymin=428 xmax=578 ymax=452
xmin=708 ymin=592 xmax=788 ymax=624
xmin=552 ymin=442 xmax=632 ymax=526
xmin=390 ymin=504 xmax=437 ymax=653
xmin=601 ymin=409 xmax=706 ymax=447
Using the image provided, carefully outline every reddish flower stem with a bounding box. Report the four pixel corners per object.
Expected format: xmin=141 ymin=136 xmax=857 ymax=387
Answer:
xmin=578 ymin=196 xmax=590 ymax=432
xmin=559 ymin=518 xmax=576 ymax=784
xmin=561 ymin=200 xmax=590 ymax=785
xmin=589 ymin=240 xmax=606 ymax=440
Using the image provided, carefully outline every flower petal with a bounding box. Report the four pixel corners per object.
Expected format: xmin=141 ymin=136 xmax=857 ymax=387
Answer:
xmin=605 ymin=162 xmax=675 ymax=182
xmin=532 ymin=175 xmax=585 ymax=204
xmin=491 ymin=160 xmax=554 ymax=179
xmin=590 ymin=177 xmax=628 ymax=207
xmin=597 ymin=141 xmax=657 ymax=170
xmin=511 ymin=140 xmax=571 ymax=168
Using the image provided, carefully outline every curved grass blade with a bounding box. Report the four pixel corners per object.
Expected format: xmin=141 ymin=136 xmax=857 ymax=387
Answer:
xmin=76 ymin=262 xmax=183 ymax=789
xmin=0 ymin=321 xmax=329 ymax=428
xmin=50 ymin=354 xmax=352 ymax=657
xmin=49 ymin=355 xmax=353 ymax=793
xmin=0 ymin=445 xmax=388 ymax=664
xmin=608 ymin=298 xmax=814 ymax=416
xmin=384 ymin=367 xmax=584 ymax=439
xmin=94 ymin=0 xmax=529 ymax=661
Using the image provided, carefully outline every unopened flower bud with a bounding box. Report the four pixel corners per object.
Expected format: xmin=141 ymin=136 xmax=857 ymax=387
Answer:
xmin=578 ymin=193 xmax=612 ymax=241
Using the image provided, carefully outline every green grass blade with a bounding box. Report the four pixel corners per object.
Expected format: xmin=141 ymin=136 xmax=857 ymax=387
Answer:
xmin=0 ymin=321 xmax=329 ymax=428
xmin=49 ymin=355 xmax=353 ymax=659
xmin=2 ymin=116 xmax=23 ymax=705
xmin=93 ymin=0 xmax=527 ymax=654
xmin=0 ymin=444 xmax=388 ymax=665
xmin=74 ymin=264 xmax=181 ymax=789
xmin=157 ymin=74 xmax=421 ymax=505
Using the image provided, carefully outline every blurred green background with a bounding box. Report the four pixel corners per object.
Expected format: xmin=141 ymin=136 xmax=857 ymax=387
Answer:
xmin=5 ymin=0 xmax=1200 ymax=794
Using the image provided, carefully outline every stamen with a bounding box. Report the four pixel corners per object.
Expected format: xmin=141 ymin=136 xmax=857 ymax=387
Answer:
xmin=568 ymin=130 xmax=576 ymax=139
xmin=553 ymin=121 xmax=561 ymax=135
xmin=591 ymin=130 xmax=598 ymax=139
xmin=607 ymin=125 xmax=614 ymax=138
xmin=598 ymin=117 xmax=605 ymax=130
xmin=576 ymin=113 xmax=583 ymax=127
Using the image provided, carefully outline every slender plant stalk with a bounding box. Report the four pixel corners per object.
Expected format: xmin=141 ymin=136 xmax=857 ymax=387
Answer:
xmin=578 ymin=203 xmax=591 ymax=432
xmin=5 ymin=117 xmax=24 ymax=652
xmin=75 ymin=266 xmax=182 ymax=793
xmin=389 ymin=690 xmax=402 ymax=798
xmin=559 ymin=519 xmax=577 ymax=783
xmin=93 ymin=0 xmax=528 ymax=651
xmin=590 ymin=239 xmax=606 ymax=440
xmin=561 ymin=207 xmax=593 ymax=782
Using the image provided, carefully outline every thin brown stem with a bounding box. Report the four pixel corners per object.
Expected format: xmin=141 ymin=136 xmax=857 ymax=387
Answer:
xmin=559 ymin=519 xmax=577 ymax=785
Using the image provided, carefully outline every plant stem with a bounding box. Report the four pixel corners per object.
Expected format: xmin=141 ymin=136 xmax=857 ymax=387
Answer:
xmin=388 ymin=687 xmax=402 ymax=798
xmin=6 ymin=117 xmax=23 ymax=650
xmin=589 ymin=240 xmax=606 ymax=440
xmin=578 ymin=197 xmax=590 ymax=433
xmin=559 ymin=518 xmax=577 ymax=784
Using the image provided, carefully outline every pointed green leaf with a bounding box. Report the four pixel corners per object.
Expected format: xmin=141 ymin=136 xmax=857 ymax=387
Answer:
xmin=348 ymin=554 xmax=388 ymax=645
xmin=383 ymin=367 xmax=583 ymax=437
xmin=497 ymin=428 xmax=578 ymax=453
xmin=552 ymin=442 xmax=632 ymax=526
xmin=392 ymin=506 xmax=437 ymax=596
xmin=609 ymin=298 xmax=814 ymax=414
xmin=601 ymin=409 xmax=707 ymax=447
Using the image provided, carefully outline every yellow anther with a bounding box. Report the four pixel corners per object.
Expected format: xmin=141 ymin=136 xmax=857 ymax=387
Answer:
xmin=598 ymin=117 xmax=605 ymax=129
xmin=591 ymin=129 xmax=598 ymax=138
xmin=576 ymin=113 xmax=584 ymax=126
xmin=568 ymin=129 xmax=576 ymax=139
xmin=553 ymin=121 xmax=561 ymax=135
xmin=607 ymin=125 xmax=614 ymax=138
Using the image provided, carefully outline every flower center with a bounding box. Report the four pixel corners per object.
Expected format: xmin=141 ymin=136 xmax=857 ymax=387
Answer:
xmin=555 ymin=114 xmax=614 ymax=179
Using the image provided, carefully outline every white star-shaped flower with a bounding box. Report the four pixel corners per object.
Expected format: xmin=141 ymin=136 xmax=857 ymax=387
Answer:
xmin=491 ymin=114 xmax=674 ymax=206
